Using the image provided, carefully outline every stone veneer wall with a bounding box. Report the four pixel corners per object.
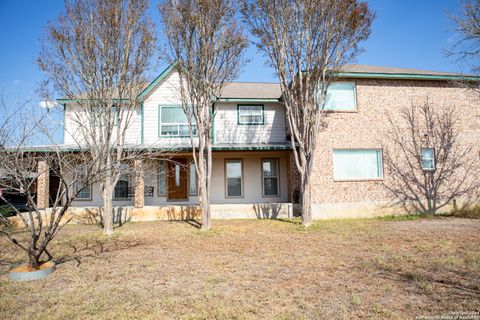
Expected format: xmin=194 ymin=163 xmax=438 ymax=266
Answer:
xmin=36 ymin=160 xmax=49 ymax=209
xmin=308 ymin=79 xmax=479 ymax=215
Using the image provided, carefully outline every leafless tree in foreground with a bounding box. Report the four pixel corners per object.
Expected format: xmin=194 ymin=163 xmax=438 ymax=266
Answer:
xmin=382 ymin=101 xmax=480 ymax=215
xmin=0 ymin=100 xmax=102 ymax=269
xmin=242 ymin=0 xmax=374 ymax=226
xmin=37 ymin=0 xmax=156 ymax=234
xmin=448 ymin=0 xmax=480 ymax=76
xmin=160 ymin=0 xmax=248 ymax=230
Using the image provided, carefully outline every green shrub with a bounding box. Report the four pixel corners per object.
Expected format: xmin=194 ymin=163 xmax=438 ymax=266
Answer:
xmin=0 ymin=205 xmax=15 ymax=218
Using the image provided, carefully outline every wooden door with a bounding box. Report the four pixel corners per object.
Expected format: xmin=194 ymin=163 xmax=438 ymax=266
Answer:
xmin=167 ymin=158 xmax=188 ymax=201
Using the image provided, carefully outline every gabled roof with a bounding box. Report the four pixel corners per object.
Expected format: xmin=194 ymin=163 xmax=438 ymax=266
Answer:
xmin=57 ymin=63 xmax=479 ymax=104
xmin=218 ymin=82 xmax=281 ymax=102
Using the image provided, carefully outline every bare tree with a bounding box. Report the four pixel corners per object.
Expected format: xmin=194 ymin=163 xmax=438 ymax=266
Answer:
xmin=37 ymin=0 xmax=156 ymax=234
xmin=242 ymin=0 xmax=374 ymax=226
xmin=0 ymin=99 xmax=102 ymax=269
xmin=382 ymin=101 xmax=480 ymax=215
xmin=448 ymin=0 xmax=480 ymax=75
xmin=159 ymin=0 xmax=248 ymax=230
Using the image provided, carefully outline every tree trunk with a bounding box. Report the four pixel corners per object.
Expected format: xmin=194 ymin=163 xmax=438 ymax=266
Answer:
xmin=102 ymin=172 xmax=114 ymax=235
xmin=199 ymin=143 xmax=212 ymax=230
xmin=301 ymin=173 xmax=312 ymax=227
xmin=28 ymin=252 xmax=41 ymax=269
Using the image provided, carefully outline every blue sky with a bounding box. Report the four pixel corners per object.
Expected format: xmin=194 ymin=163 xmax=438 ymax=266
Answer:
xmin=0 ymin=0 xmax=466 ymax=103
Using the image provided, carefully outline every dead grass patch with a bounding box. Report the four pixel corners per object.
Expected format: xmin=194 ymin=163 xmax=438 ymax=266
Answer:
xmin=0 ymin=218 xmax=479 ymax=319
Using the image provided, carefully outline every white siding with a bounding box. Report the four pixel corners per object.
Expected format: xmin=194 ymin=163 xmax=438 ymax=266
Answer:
xmin=214 ymin=103 xmax=286 ymax=144
xmin=64 ymin=104 xmax=142 ymax=146
xmin=142 ymin=71 xmax=196 ymax=147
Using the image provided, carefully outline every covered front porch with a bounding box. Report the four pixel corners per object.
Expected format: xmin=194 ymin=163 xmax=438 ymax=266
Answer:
xmin=35 ymin=147 xmax=297 ymax=221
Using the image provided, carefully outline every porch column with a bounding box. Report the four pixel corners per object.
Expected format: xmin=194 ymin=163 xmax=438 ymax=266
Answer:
xmin=287 ymin=152 xmax=300 ymax=203
xmin=134 ymin=159 xmax=144 ymax=208
xmin=36 ymin=160 xmax=49 ymax=209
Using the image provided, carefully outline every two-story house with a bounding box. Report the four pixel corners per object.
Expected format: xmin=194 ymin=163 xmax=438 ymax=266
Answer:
xmin=47 ymin=63 xmax=479 ymax=221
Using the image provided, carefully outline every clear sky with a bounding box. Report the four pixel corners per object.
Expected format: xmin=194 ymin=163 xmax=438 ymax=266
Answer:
xmin=0 ymin=0 xmax=466 ymax=104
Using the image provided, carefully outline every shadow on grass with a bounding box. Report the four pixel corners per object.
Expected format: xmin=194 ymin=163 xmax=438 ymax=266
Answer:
xmin=54 ymin=237 xmax=142 ymax=267
xmin=379 ymin=267 xmax=480 ymax=299
xmin=169 ymin=219 xmax=202 ymax=229
xmin=276 ymin=218 xmax=302 ymax=225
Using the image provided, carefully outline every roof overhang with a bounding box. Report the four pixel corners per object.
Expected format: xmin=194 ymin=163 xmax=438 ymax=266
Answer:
xmin=335 ymin=72 xmax=480 ymax=81
xmin=217 ymin=98 xmax=280 ymax=103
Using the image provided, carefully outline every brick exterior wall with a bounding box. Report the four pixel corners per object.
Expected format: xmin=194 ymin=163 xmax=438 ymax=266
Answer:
xmin=309 ymin=79 xmax=480 ymax=207
xmin=36 ymin=160 xmax=49 ymax=209
xmin=134 ymin=159 xmax=144 ymax=208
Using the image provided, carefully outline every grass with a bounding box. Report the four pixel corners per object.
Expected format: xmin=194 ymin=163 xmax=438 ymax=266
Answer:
xmin=1 ymin=217 xmax=479 ymax=319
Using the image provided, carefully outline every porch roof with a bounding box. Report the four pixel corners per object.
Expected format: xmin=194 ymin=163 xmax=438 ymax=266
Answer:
xmin=8 ymin=143 xmax=292 ymax=153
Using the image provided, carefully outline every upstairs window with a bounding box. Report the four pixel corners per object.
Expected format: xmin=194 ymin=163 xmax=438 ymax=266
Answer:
xmin=159 ymin=105 xmax=196 ymax=137
xmin=421 ymin=148 xmax=435 ymax=171
xmin=238 ymin=105 xmax=264 ymax=125
xmin=333 ymin=149 xmax=383 ymax=180
xmin=323 ymin=82 xmax=357 ymax=111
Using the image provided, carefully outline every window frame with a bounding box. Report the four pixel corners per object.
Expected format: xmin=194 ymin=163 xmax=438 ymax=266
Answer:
xmin=237 ymin=104 xmax=265 ymax=125
xmin=261 ymin=158 xmax=280 ymax=197
xmin=157 ymin=160 xmax=166 ymax=196
xmin=224 ymin=159 xmax=244 ymax=198
xmin=113 ymin=178 xmax=130 ymax=200
xmin=113 ymin=165 xmax=130 ymax=200
xmin=189 ymin=159 xmax=198 ymax=196
xmin=111 ymin=105 xmax=119 ymax=127
xmin=73 ymin=165 xmax=92 ymax=201
xmin=421 ymin=147 xmax=436 ymax=171
xmin=322 ymin=82 xmax=358 ymax=112
xmin=332 ymin=148 xmax=384 ymax=181
xmin=158 ymin=104 xmax=196 ymax=138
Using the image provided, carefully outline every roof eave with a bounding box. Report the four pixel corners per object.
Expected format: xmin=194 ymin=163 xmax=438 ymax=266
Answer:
xmin=217 ymin=98 xmax=281 ymax=103
xmin=336 ymin=71 xmax=480 ymax=81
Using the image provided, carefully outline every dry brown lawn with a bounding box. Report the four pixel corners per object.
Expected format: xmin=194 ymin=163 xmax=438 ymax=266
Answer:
xmin=0 ymin=217 xmax=479 ymax=319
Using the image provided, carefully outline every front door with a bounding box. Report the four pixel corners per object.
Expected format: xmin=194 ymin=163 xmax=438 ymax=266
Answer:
xmin=167 ymin=158 xmax=188 ymax=201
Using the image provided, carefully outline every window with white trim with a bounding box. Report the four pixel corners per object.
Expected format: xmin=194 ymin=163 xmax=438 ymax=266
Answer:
xmin=73 ymin=165 xmax=91 ymax=200
xmin=159 ymin=105 xmax=196 ymax=136
xmin=238 ymin=105 xmax=264 ymax=124
xmin=323 ymin=82 xmax=356 ymax=111
xmin=262 ymin=159 xmax=279 ymax=196
xmin=158 ymin=161 xmax=166 ymax=196
xmin=421 ymin=148 xmax=435 ymax=171
xmin=333 ymin=149 xmax=383 ymax=180
xmin=226 ymin=159 xmax=243 ymax=197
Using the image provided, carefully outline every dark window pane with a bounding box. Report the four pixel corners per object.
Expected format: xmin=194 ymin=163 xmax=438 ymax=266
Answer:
xmin=227 ymin=178 xmax=242 ymax=197
xmin=114 ymin=180 xmax=129 ymax=199
xmin=264 ymin=177 xmax=278 ymax=196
